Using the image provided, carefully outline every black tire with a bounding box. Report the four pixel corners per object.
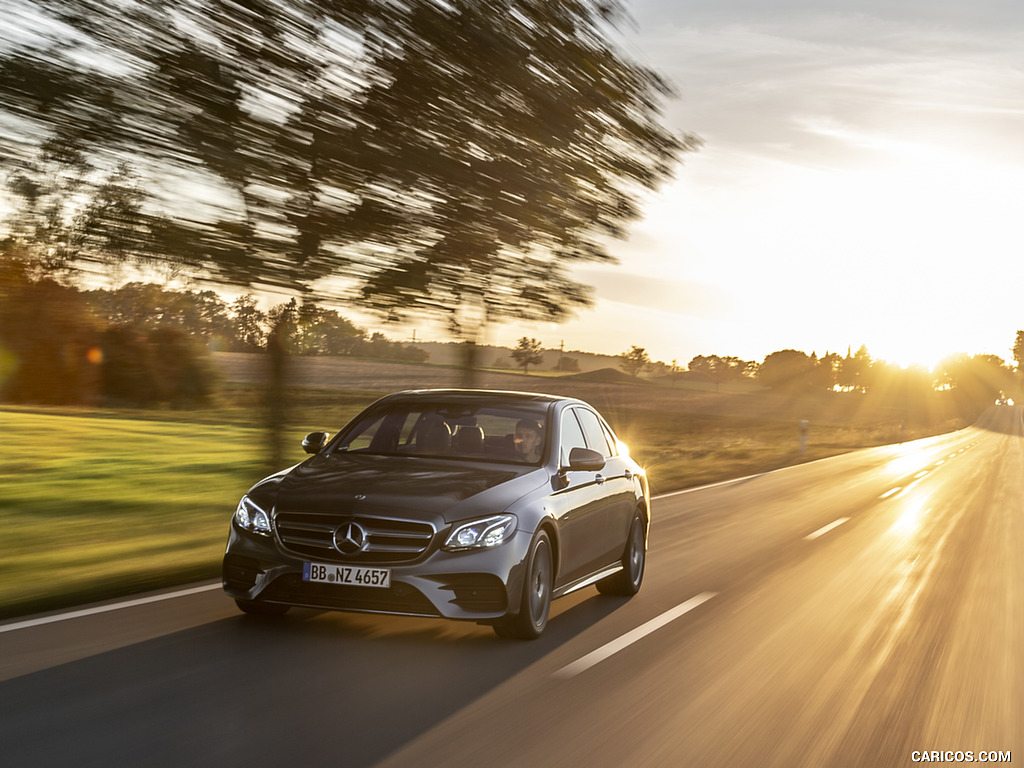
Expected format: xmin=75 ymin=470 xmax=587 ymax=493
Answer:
xmin=597 ymin=513 xmax=646 ymax=596
xmin=494 ymin=530 xmax=553 ymax=640
xmin=235 ymin=598 xmax=290 ymax=616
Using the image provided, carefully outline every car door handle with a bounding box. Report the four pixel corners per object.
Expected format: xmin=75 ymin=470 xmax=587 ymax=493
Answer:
xmin=595 ymin=474 xmax=605 ymax=485
xmin=623 ymin=470 xmax=633 ymax=480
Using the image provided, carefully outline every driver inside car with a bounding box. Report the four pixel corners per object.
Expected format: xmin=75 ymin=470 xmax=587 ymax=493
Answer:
xmin=513 ymin=419 xmax=544 ymax=463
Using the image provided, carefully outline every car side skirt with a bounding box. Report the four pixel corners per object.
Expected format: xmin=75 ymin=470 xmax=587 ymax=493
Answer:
xmin=552 ymin=563 xmax=623 ymax=600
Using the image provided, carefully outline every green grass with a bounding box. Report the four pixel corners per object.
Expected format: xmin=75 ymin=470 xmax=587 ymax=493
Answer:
xmin=0 ymin=380 xmax=966 ymax=619
xmin=0 ymin=410 xmax=266 ymax=618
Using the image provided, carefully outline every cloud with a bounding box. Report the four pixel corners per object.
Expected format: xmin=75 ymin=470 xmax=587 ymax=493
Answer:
xmin=630 ymin=2 xmax=1024 ymax=170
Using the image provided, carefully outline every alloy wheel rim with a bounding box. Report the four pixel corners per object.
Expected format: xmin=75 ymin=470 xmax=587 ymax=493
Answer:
xmin=530 ymin=542 xmax=551 ymax=622
xmin=630 ymin=525 xmax=644 ymax=581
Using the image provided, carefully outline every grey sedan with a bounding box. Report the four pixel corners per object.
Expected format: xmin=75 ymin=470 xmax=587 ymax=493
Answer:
xmin=222 ymin=389 xmax=650 ymax=639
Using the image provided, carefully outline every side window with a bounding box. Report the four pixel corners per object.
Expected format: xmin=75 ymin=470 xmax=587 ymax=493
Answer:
xmin=600 ymin=421 xmax=620 ymax=456
xmin=576 ymin=408 xmax=613 ymax=458
xmin=559 ymin=409 xmax=588 ymax=466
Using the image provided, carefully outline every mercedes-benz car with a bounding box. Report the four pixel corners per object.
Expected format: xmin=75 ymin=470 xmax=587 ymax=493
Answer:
xmin=222 ymin=389 xmax=649 ymax=639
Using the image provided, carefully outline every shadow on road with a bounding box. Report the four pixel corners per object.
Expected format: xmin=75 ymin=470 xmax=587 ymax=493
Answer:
xmin=0 ymin=591 xmax=627 ymax=768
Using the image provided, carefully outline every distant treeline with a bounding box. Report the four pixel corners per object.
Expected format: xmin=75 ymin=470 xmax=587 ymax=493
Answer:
xmin=678 ymin=346 xmax=1016 ymax=401
xmin=671 ymin=347 xmax=1018 ymax=424
xmin=0 ymin=265 xmax=427 ymax=407
xmin=1 ymin=261 xmax=1018 ymax=419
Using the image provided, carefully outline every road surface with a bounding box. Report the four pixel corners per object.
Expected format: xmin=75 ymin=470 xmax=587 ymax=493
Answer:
xmin=2 ymin=407 xmax=1021 ymax=767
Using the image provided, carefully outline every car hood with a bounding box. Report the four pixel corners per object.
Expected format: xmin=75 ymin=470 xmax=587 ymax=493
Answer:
xmin=270 ymin=452 xmax=543 ymax=524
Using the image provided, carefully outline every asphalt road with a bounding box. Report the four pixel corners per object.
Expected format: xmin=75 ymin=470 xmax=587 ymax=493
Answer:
xmin=2 ymin=407 xmax=1021 ymax=767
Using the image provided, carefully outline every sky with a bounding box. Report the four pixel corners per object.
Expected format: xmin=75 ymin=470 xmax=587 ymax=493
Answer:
xmin=475 ymin=0 xmax=1024 ymax=369
xmin=5 ymin=1 xmax=1024 ymax=370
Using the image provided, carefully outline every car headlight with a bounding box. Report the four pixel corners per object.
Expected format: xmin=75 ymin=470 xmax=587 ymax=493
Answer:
xmin=443 ymin=514 xmax=517 ymax=551
xmin=234 ymin=496 xmax=272 ymax=536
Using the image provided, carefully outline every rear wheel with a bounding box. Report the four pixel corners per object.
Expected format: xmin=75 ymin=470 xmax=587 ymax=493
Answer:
xmin=235 ymin=598 xmax=290 ymax=616
xmin=597 ymin=513 xmax=646 ymax=596
xmin=494 ymin=530 xmax=553 ymax=640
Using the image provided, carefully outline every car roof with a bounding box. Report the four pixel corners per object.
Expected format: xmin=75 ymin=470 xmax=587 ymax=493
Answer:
xmin=377 ymin=388 xmax=581 ymax=407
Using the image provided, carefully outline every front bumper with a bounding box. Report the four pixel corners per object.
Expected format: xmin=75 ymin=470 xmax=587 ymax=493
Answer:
xmin=222 ymin=524 xmax=533 ymax=622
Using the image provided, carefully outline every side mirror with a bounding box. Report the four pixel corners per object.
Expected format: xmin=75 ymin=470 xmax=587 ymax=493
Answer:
xmin=567 ymin=446 xmax=605 ymax=472
xmin=302 ymin=431 xmax=330 ymax=455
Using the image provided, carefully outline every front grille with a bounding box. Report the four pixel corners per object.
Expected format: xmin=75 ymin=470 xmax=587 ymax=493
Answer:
xmin=274 ymin=512 xmax=435 ymax=563
xmin=261 ymin=574 xmax=439 ymax=617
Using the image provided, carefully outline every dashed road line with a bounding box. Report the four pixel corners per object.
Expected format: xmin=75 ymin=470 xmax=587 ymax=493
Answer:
xmin=804 ymin=518 xmax=851 ymax=541
xmin=554 ymin=592 xmax=717 ymax=679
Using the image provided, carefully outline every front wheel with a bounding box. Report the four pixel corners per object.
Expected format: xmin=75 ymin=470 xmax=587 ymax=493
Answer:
xmin=597 ymin=513 xmax=646 ymax=596
xmin=494 ymin=530 xmax=553 ymax=640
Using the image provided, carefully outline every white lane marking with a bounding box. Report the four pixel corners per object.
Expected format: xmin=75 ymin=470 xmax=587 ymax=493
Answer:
xmin=0 ymin=583 xmax=222 ymax=634
xmin=553 ymin=592 xmax=716 ymax=679
xmin=652 ymin=452 xmax=842 ymax=500
xmin=914 ymin=471 xmax=928 ymax=479
xmin=880 ymin=487 xmax=901 ymax=499
xmin=804 ymin=517 xmax=851 ymax=541
xmin=654 ymin=477 xmax=756 ymax=499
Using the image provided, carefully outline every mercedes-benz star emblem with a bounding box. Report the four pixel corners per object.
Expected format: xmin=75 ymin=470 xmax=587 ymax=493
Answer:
xmin=333 ymin=521 xmax=368 ymax=555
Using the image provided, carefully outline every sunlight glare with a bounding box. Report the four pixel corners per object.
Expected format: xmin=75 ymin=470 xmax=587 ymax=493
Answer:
xmin=890 ymin=499 xmax=930 ymax=539
xmin=884 ymin=445 xmax=931 ymax=478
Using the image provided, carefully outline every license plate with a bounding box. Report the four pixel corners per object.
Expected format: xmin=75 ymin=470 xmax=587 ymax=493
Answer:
xmin=302 ymin=562 xmax=390 ymax=588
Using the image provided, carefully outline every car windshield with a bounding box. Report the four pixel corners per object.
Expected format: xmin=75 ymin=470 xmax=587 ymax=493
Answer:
xmin=333 ymin=401 xmax=549 ymax=464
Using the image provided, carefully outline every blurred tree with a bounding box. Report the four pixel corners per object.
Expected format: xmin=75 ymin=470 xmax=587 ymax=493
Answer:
xmin=687 ymin=354 xmax=756 ymax=390
xmin=2 ymin=139 xmax=199 ymax=279
xmin=184 ymin=290 xmax=236 ymax=348
xmin=619 ymin=345 xmax=650 ymax=378
xmin=357 ymin=331 xmax=429 ymax=362
xmin=869 ymin=360 xmax=935 ymax=429
xmin=2 ymin=0 xmax=693 ymax=451
xmin=84 ymin=283 xmax=235 ymax=346
xmin=511 ymin=336 xmax=544 ymax=374
xmin=1 ymin=0 xmax=694 ymax=337
xmin=355 ymin=2 xmax=698 ymax=368
xmin=290 ymin=303 xmax=365 ymax=355
xmin=757 ymin=349 xmax=816 ymax=393
xmin=267 ymin=298 xmax=301 ymax=352
xmin=837 ymin=345 xmax=873 ymax=393
xmin=935 ymin=353 xmax=1014 ymax=418
xmin=815 ymin=351 xmax=842 ymax=391
xmin=554 ymin=356 xmax=580 ymax=373
xmin=230 ymin=295 xmax=267 ymax=351
xmin=147 ymin=326 xmax=216 ymax=406
xmin=0 ymin=254 xmax=100 ymax=404
xmin=98 ymin=325 xmax=157 ymax=407
xmin=85 ymin=283 xmax=168 ymax=328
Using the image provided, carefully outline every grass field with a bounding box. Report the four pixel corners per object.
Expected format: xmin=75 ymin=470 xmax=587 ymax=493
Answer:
xmin=0 ymin=357 xmax=972 ymax=619
xmin=1 ymin=410 xmax=257 ymax=618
